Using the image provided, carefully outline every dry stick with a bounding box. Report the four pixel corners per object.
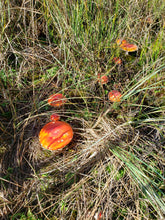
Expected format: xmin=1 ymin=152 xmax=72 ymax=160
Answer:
xmin=0 ymin=177 xmax=22 ymax=188
xmin=36 ymin=193 xmax=49 ymax=220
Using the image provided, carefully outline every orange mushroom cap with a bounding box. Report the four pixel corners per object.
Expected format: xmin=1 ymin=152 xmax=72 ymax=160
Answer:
xmin=108 ymin=90 xmax=122 ymax=102
xmin=116 ymin=39 xmax=138 ymax=52
xmin=116 ymin=39 xmax=127 ymax=45
xmin=48 ymin=93 xmax=66 ymax=107
xmin=98 ymin=74 xmax=109 ymax=85
xmin=119 ymin=43 xmax=138 ymax=52
xmin=39 ymin=120 xmax=73 ymax=151
xmin=50 ymin=113 xmax=60 ymax=122
xmin=113 ymin=57 xmax=122 ymax=65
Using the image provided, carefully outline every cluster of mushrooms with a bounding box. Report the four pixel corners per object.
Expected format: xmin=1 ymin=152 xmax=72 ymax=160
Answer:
xmin=39 ymin=39 xmax=138 ymax=151
xmin=39 ymin=94 xmax=73 ymax=151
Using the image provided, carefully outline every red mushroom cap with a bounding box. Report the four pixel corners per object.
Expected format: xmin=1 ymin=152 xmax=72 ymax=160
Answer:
xmin=50 ymin=113 xmax=60 ymax=122
xmin=116 ymin=39 xmax=127 ymax=45
xmin=116 ymin=39 xmax=138 ymax=52
xmin=120 ymin=43 xmax=138 ymax=52
xmin=39 ymin=121 xmax=73 ymax=151
xmin=108 ymin=90 xmax=122 ymax=102
xmin=48 ymin=93 xmax=66 ymax=107
xmin=113 ymin=57 xmax=122 ymax=65
xmin=98 ymin=74 xmax=109 ymax=85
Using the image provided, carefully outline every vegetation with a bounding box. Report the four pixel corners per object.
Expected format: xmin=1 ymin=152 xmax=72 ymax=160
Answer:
xmin=0 ymin=0 xmax=165 ymax=219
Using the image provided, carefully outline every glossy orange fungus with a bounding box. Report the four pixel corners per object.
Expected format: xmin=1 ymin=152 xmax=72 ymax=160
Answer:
xmin=116 ymin=39 xmax=138 ymax=53
xmin=50 ymin=113 xmax=60 ymax=122
xmin=48 ymin=93 xmax=66 ymax=107
xmin=98 ymin=74 xmax=109 ymax=85
xmin=113 ymin=57 xmax=122 ymax=65
xmin=116 ymin=39 xmax=127 ymax=45
xmin=39 ymin=120 xmax=73 ymax=151
xmin=108 ymin=90 xmax=122 ymax=102
xmin=120 ymin=43 xmax=138 ymax=52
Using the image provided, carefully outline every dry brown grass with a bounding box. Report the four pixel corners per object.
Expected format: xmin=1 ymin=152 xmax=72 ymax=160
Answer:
xmin=0 ymin=0 xmax=165 ymax=219
xmin=1 ymin=114 xmax=164 ymax=219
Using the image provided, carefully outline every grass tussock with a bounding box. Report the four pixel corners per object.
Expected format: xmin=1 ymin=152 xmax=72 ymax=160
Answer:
xmin=0 ymin=0 xmax=165 ymax=219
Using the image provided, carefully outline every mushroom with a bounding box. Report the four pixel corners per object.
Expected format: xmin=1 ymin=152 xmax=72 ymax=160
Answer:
xmin=108 ymin=90 xmax=122 ymax=102
xmin=116 ymin=39 xmax=138 ymax=55
xmin=113 ymin=57 xmax=122 ymax=65
xmin=98 ymin=74 xmax=109 ymax=85
xmin=39 ymin=115 xmax=73 ymax=151
xmin=48 ymin=93 xmax=66 ymax=107
xmin=116 ymin=39 xmax=127 ymax=45
xmin=50 ymin=113 xmax=60 ymax=122
xmin=94 ymin=211 xmax=102 ymax=220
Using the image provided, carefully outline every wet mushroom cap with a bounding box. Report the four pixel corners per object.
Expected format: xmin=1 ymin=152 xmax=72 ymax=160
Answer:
xmin=48 ymin=93 xmax=66 ymax=107
xmin=50 ymin=113 xmax=60 ymax=122
xmin=116 ymin=39 xmax=138 ymax=52
xmin=98 ymin=74 xmax=109 ymax=85
xmin=119 ymin=43 xmax=138 ymax=52
xmin=116 ymin=39 xmax=127 ymax=45
xmin=39 ymin=121 xmax=73 ymax=151
xmin=108 ymin=90 xmax=122 ymax=102
xmin=113 ymin=57 xmax=122 ymax=65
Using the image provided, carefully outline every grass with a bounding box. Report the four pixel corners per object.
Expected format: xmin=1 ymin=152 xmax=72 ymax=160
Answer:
xmin=0 ymin=0 xmax=165 ymax=219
